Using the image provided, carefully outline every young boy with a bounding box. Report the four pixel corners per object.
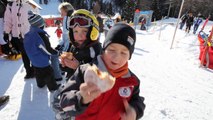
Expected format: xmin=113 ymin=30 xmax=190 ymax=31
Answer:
xmin=60 ymin=9 xmax=102 ymax=79
xmin=55 ymin=2 xmax=74 ymax=52
xmin=24 ymin=12 xmax=60 ymax=91
xmin=55 ymin=23 xmax=145 ymax=120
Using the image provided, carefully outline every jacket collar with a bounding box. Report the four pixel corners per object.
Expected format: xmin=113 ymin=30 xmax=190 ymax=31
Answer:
xmin=96 ymin=55 xmax=131 ymax=78
xmin=30 ymin=26 xmax=47 ymax=34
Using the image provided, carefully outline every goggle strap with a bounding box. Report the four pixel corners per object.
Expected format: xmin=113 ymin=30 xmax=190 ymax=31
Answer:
xmin=92 ymin=23 xmax=99 ymax=30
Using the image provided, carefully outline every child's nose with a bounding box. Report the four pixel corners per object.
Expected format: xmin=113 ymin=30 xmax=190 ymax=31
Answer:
xmin=79 ymin=32 xmax=85 ymax=38
xmin=112 ymin=53 xmax=121 ymax=62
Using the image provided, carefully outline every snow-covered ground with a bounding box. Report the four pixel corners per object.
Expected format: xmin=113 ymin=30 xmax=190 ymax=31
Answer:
xmin=1 ymin=0 xmax=213 ymax=120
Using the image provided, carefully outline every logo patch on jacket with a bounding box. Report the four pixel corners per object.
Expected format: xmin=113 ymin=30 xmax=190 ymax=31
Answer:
xmin=118 ymin=87 xmax=132 ymax=98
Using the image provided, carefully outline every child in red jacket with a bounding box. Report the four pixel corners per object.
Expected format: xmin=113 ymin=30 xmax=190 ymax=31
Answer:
xmin=55 ymin=21 xmax=62 ymax=40
xmin=55 ymin=23 xmax=145 ymax=120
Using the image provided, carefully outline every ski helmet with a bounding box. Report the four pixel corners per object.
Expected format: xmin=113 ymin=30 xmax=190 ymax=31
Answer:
xmin=69 ymin=9 xmax=99 ymax=48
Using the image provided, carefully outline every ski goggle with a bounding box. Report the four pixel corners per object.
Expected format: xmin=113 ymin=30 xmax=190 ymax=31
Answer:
xmin=69 ymin=16 xmax=92 ymax=28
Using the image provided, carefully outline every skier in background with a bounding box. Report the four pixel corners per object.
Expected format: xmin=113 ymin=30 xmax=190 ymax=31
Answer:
xmin=140 ymin=17 xmax=146 ymax=30
xmin=193 ymin=13 xmax=203 ymax=34
xmin=180 ymin=13 xmax=188 ymax=30
xmin=185 ymin=12 xmax=194 ymax=33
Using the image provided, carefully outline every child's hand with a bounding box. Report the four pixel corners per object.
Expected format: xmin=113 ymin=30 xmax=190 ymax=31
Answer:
xmin=60 ymin=52 xmax=72 ymax=67
xmin=121 ymin=99 xmax=137 ymax=120
xmin=60 ymin=52 xmax=79 ymax=69
xmin=79 ymin=82 xmax=101 ymax=104
xmin=60 ymin=56 xmax=66 ymax=67
xmin=63 ymin=56 xmax=79 ymax=69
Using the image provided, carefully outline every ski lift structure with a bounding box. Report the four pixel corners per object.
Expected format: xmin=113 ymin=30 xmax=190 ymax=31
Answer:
xmin=133 ymin=10 xmax=153 ymax=30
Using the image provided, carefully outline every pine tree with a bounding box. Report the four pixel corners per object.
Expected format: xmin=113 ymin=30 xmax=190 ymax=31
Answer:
xmin=105 ymin=3 xmax=113 ymax=16
xmin=151 ymin=0 xmax=162 ymax=21
xmin=122 ymin=0 xmax=137 ymax=22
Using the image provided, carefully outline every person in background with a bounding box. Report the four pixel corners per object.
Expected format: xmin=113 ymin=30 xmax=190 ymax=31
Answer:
xmin=179 ymin=13 xmax=188 ymax=30
xmin=57 ymin=23 xmax=145 ymax=120
xmin=185 ymin=12 xmax=194 ymax=33
xmin=0 ymin=0 xmax=10 ymax=55
xmin=96 ymin=12 xmax=104 ymax=33
xmin=3 ymin=0 xmax=34 ymax=79
xmin=55 ymin=2 xmax=74 ymax=53
xmin=104 ymin=16 xmax=114 ymax=37
xmin=55 ymin=21 xmax=63 ymax=40
xmin=26 ymin=0 xmax=41 ymax=14
xmin=193 ymin=13 xmax=203 ymax=34
xmin=140 ymin=17 xmax=146 ymax=30
xmin=115 ymin=15 xmax=121 ymax=23
xmin=24 ymin=12 xmax=60 ymax=91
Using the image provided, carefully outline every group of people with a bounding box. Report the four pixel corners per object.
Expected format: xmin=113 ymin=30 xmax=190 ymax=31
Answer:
xmin=39 ymin=0 xmax=48 ymax=5
xmin=179 ymin=12 xmax=204 ymax=34
xmin=0 ymin=0 xmax=145 ymax=119
xmin=103 ymin=14 xmax=121 ymax=37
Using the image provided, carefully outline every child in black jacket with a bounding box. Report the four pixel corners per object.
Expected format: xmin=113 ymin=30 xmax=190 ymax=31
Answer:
xmin=60 ymin=9 xmax=102 ymax=80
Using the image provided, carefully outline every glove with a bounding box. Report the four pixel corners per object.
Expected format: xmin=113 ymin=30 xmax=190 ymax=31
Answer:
xmin=3 ymin=33 xmax=9 ymax=43
xmin=51 ymin=50 xmax=61 ymax=57
xmin=55 ymin=45 xmax=63 ymax=51
xmin=10 ymin=47 xmax=19 ymax=55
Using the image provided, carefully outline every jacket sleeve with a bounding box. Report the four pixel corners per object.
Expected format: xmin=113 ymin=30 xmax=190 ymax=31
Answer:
xmin=199 ymin=19 xmax=203 ymax=24
xmin=58 ymin=38 xmax=65 ymax=46
xmin=93 ymin=42 xmax=102 ymax=57
xmin=59 ymin=65 xmax=89 ymax=116
xmin=3 ymin=4 xmax=12 ymax=34
xmin=38 ymin=32 xmax=58 ymax=55
xmin=129 ymin=76 xmax=146 ymax=119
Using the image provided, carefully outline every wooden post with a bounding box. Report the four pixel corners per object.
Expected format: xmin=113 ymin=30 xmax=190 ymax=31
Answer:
xmin=170 ymin=0 xmax=185 ymax=49
xmin=158 ymin=16 xmax=164 ymax=40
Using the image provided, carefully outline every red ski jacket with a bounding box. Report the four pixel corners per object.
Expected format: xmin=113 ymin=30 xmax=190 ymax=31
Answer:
xmin=59 ymin=56 xmax=145 ymax=120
